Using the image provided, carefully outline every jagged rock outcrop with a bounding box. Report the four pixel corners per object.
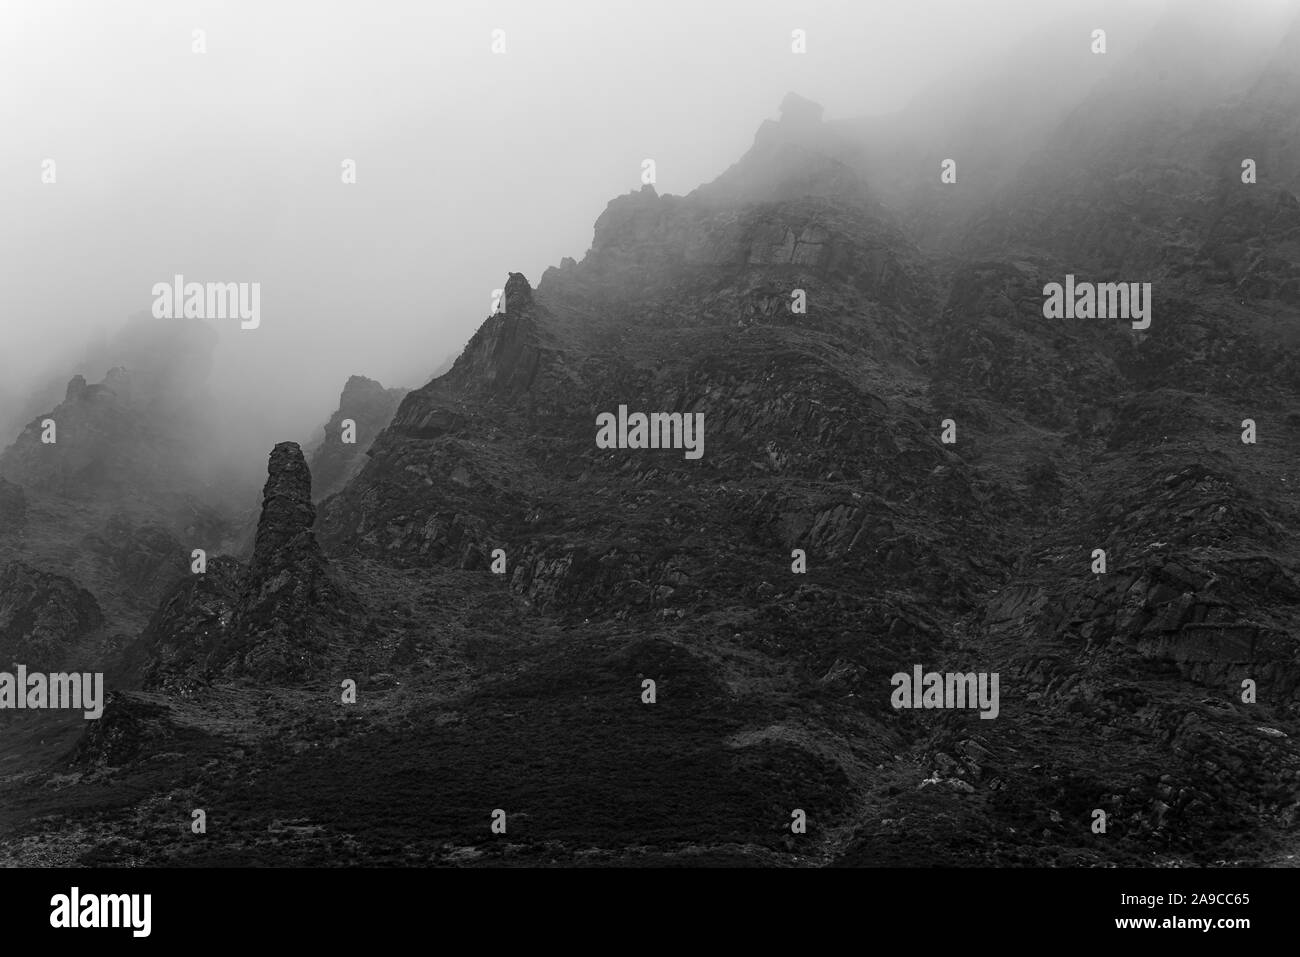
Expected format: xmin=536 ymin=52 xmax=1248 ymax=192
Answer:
xmin=308 ymin=376 xmax=409 ymax=501
xmin=438 ymin=272 xmax=556 ymax=396
xmin=141 ymin=442 xmax=355 ymax=691
xmin=9 ymin=26 xmax=1300 ymax=869
xmin=238 ymin=442 xmax=344 ymax=666
xmin=694 ymin=94 xmax=867 ymax=207
xmin=0 ymin=562 xmax=104 ymax=670
xmin=0 ymin=373 xmax=133 ymax=497
xmin=64 ymin=375 xmax=88 ymax=403
xmin=0 ymin=315 xmax=250 ymax=561
xmin=0 ymin=367 xmax=206 ymax=507
xmin=68 ymin=692 xmax=177 ymax=768
xmin=138 ymin=556 xmax=242 ymax=695
xmin=321 ymin=98 xmax=942 ymax=582
xmin=309 ymin=81 xmax=1300 ymax=869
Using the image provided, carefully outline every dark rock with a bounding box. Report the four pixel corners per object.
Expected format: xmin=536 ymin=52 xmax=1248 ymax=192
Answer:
xmin=68 ymin=692 xmax=174 ymax=768
xmin=138 ymin=556 xmax=242 ymax=694
xmin=65 ymin=375 xmax=88 ymax=402
xmin=0 ymin=478 xmax=26 ymax=534
xmin=308 ymin=375 xmax=408 ymax=501
xmin=141 ymin=443 xmax=356 ymax=689
xmin=229 ymin=443 xmax=351 ymax=681
xmin=0 ymin=562 xmax=104 ymax=670
xmin=83 ymin=514 xmax=188 ymax=610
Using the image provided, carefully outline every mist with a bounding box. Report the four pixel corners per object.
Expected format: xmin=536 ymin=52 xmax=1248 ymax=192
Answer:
xmin=3 ymin=0 xmax=1300 ymax=889
xmin=1 ymin=0 xmax=1292 ymax=481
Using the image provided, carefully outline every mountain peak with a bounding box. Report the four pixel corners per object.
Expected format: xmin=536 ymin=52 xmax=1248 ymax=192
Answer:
xmin=250 ymin=442 xmax=316 ymax=574
xmin=65 ymin=375 xmax=88 ymax=402
xmin=308 ymin=376 xmax=409 ymax=501
xmin=504 ymin=272 xmax=534 ymax=314
xmin=779 ymin=92 xmax=824 ymax=127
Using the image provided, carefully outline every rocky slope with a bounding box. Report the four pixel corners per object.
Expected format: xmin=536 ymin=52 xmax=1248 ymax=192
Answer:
xmin=0 ymin=12 xmax=1297 ymax=867
xmin=0 ymin=318 xmax=252 ymax=664
xmin=307 ymin=376 xmax=409 ymax=502
xmin=141 ymin=442 xmax=358 ymax=692
xmin=0 ymin=562 xmax=105 ymax=672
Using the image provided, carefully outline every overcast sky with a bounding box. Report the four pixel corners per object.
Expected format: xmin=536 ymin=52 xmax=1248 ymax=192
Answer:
xmin=1 ymin=0 xmax=1282 ymax=454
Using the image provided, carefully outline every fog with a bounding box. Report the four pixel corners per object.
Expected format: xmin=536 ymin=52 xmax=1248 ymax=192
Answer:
xmin=0 ymin=0 xmax=1292 ymax=480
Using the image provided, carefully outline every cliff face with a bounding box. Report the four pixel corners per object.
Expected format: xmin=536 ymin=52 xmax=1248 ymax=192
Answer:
xmin=237 ymin=442 xmax=347 ymax=678
xmin=142 ymin=442 xmax=355 ymax=692
xmin=9 ymin=26 xmax=1300 ymax=867
xmin=307 ymin=84 xmax=1299 ymax=866
xmin=308 ymin=376 xmax=409 ymax=501
xmin=0 ymin=562 xmax=105 ymax=671
xmin=319 ymin=157 xmax=943 ymax=581
xmin=438 ymin=272 xmax=555 ymax=396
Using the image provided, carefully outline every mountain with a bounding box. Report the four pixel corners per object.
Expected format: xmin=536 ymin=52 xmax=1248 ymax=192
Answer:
xmin=1 ymin=13 xmax=1298 ymax=867
xmin=0 ymin=316 xmax=248 ymax=533
xmin=141 ymin=442 xmax=358 ymax=693
xmin=0 ymin=317 xmax=251 ymax=660
xmin=307 ymin=376 xmax=409 ymax=502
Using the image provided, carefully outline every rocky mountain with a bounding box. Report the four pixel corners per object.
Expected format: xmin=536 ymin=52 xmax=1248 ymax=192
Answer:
xmin=0 ymin=563 xmax=104 ymax=672
xmin=0 ymin=317 xmax=254 ymax=663
xmin=1 ymin=11 xmax=1297 ymax=868
xmin=0 ymin=317 xmax=246 ymax=540
xmin=307 ymin=376 xmax=409 ymax=502
xmin=142 ymin=442 xmax=358 ymax=693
